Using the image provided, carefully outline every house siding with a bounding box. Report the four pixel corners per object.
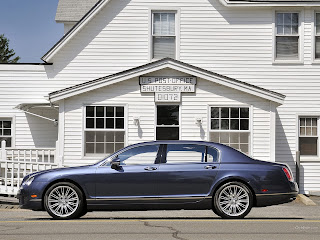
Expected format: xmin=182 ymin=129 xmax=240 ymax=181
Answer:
xmin=0 ymin=65 xmax=58 ymax=148
xmin=48 ymin=0 xmax=320 ymax=192
xmin=62 ymin=75 xmax=273 ymax=167
xmin=0 ymin=0 xmax=319 ymax=192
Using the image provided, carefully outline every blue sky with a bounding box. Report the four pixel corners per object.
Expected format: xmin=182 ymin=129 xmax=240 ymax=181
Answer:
xmin=0 ymin=0 xmax=64 ymax=63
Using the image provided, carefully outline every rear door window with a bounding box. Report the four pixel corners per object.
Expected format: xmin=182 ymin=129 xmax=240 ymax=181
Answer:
xmin=165 ymin=144 xmax=205 ymax=163
xmin=164 ymin=144 xmax=218 ymax=164
xmin=207 ymin=146 xmax=219 ymax=163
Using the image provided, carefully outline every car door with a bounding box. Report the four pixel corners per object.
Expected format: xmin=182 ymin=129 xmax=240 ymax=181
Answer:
xmin=95 ymin=144 xmax=162 ymax=203
xmin=157 ymin=143 xmax=220 ymax=203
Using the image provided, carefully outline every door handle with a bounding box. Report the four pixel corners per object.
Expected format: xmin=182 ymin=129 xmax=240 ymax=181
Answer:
xmin=144 ymin=166 xmax=157 ymax=171
xmin=205 ymin=165 xmax=217 ymax=169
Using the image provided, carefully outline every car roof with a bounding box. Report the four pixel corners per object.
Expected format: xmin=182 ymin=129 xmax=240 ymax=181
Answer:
xmin=130 ymin=140 xmax=219 ymax=146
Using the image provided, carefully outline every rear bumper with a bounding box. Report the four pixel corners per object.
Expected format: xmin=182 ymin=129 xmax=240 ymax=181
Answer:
xmin=255 ymin=192 xmax=298 ymax=207
xmin=255 ymin=182 xmax=299 ymax=207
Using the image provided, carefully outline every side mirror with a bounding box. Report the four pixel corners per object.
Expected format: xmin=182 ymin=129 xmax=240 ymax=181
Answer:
xmin=111 ymin=157 xmax=121 ymax=170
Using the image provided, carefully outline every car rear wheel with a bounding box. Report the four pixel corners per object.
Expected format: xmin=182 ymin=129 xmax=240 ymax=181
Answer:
xmin=44 ymin=182 xmax=84 ymax=220
xmin=213 ymin=181 xmax=253 ymax=219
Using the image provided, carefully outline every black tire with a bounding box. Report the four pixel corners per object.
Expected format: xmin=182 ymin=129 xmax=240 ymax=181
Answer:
xmin=44 ymin=182 xmax=84 ymax=220
xmin=77 ymin=208 xmax=88 ymax=218
xmin=213 ymin=181 xmax=253 ymax=219
xmin=212 ymin=204 xmax=219 ymax=216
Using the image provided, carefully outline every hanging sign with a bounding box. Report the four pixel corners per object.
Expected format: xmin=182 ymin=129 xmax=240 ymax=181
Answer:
xmin=155 ymin=92 xmax=181 ymax=102
xmin=140 ymin=76 xmax=197 ymax=85
xmin=139 ymin=76 xmax=197 ymax=102
xmin=141 ymin=85 xmax=195 ymax=93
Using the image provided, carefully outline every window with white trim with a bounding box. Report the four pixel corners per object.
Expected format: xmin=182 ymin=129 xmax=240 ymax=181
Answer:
xmin=0 ymin=119 xmax=12 ymax=147
xmin=152 ymin=12 xmax=176 ymax=59
xmin=85 ymin=106 xmax=125 ymax=156
xmin=299 ymin=117 xmax=318 ymax=156
xmin=275 ymin=12 xmax=299 ymax=60
xmin=209 ymin=107 xmax=250 ymax=155
xmin=315 ymin=13 xmax=320 ymax=59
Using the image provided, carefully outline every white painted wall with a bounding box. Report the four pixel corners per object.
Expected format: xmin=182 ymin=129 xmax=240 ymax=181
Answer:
xmin=0 ymin=65 xmax=58 ymax=148
xmin=47 ymin=0 xmax=320 ymax=192
xmin=62 ymin=70 xmax=273 ymax=167
xmin=0 ymin=0 xmax=319 ymax=191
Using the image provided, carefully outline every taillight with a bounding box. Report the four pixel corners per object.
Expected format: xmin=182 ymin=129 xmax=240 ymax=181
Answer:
xmin=282 ymin=167 xmax=293 ymax=182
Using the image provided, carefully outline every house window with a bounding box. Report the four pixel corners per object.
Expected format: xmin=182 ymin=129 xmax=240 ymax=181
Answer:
xmin=0 ymin=119 xmax=12 ymax=147
xmin=209 ymin=107 xmax=250 ymax=155
xmin=85 ymin=106 xmax=125 ymax=155
xmin=275 ymin=12 xmax=299 ymax=60
xmin=156 ymin=105 xmax=179 ymax=140
xmin=315 ymin=13 xmax=320 ymax=59
xmin=299 ymin=117 xmax=318 ymax=156
xmin=152 ymin=12 xmax=176 ymax=59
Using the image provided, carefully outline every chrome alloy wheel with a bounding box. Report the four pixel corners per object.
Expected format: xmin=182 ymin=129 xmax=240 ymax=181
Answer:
xmin=47 ymin=186 xmax=80 ymax=218
xmin=218 ymin=184 xmax=250 ymax=217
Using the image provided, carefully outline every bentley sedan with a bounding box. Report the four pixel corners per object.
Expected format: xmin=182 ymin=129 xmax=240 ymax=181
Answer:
xmin=17 ymin=141 xmax=298 ymax=219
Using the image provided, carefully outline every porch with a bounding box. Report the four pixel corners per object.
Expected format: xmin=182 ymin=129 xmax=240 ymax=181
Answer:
xmin=0 ymin=141 xmax=58 ymax=195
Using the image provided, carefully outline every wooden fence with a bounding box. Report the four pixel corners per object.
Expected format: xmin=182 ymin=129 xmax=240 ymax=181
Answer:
xmin=0 ymin=141 xmax=58 ymax=195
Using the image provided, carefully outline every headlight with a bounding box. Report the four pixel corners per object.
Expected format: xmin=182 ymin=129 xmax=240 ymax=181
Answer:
xmin=24 ymin=176 xmax=35 ymax=186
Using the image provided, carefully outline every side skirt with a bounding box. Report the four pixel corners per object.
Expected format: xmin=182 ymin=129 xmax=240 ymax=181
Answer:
xmin=86 ymin=197 xmax=212 ymax=211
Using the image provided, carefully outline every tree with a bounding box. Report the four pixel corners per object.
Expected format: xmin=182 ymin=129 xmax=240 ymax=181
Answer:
xmin=0 ymin=34 xmax=20 ymax=63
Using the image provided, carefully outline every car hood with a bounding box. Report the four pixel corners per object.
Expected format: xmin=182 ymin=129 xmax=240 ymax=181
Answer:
xmin=23 ymin=165 xmax=95 ymax=183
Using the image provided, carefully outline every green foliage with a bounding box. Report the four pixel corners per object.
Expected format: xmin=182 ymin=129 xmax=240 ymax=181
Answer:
xmin=0 ymin=34 xmax=20 ymax=63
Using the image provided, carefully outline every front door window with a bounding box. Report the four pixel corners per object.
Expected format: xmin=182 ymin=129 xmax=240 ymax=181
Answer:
xmin=117 ymin=144 xmax=161 ymax=165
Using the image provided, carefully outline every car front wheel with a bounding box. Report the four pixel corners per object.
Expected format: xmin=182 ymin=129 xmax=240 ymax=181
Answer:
xmin=44 ymin=182 xmax=84 ymax=220
xmin=213 ymin=181 xmax=253 ymax=219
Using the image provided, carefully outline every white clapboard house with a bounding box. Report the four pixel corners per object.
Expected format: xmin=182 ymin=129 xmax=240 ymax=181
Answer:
xmin=1 ymin=0 xmax=320 ymax=195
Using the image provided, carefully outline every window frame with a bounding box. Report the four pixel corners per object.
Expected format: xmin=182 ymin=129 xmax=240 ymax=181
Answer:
xmin=297 ymin=115 xmax=320 ymax=160
xmin=0 ymin=118 xmax=14 ymax=148
xmin=273 ymin=10 xmax=304 ymax=64
xmin=155 ymin=103 xmax=181 ymax=141
xmin=116 ymin=144 xmax=161 ymax=166
xmin=312 ymin=10 xmax=320 ymax=63
xmin=82 ymin=104 xmax=127 ymax=158
xmin=100 ymin=143 xmax=163 ymax=167
xmin=207 ymin=105 xmax=252 ymax=156
xmin=148 ymin=8 xmax=180 ymax=61
xmin=162 ymin=143 xmax=220 ymax=164
xmin=296 ymin=113 xmax=320 ymax=162
xmin=0 ymin=116 xmax=14 ymax=149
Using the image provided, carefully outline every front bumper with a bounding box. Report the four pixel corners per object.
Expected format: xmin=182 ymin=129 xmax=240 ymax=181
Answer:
xmin=17 ymin=189 xmax=43 ymax=210
xmin=17 ymin=182 xmax=47 ymax=211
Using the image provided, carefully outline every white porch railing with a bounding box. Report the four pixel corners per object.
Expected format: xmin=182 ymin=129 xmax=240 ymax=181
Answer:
xmin=0 ymin=141 xmax=58 ymax=195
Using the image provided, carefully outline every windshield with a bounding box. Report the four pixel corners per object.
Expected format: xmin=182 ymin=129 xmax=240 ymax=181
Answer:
xmin=94 ymin=154 xmax=113 ymax=165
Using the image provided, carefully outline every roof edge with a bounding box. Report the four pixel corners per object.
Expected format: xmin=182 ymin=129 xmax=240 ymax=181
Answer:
xmin=0 ymin=62 xmax=52 ymax=65
xmin=48 ymin=58 xmax=285 ymax=104
xmin=42 ymin=0 xmax=110 ymax=62
xmin=219 ymin=0 xmax=320 ymax=6
xmin=55 ymin=20 xmax=78 ymax=24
